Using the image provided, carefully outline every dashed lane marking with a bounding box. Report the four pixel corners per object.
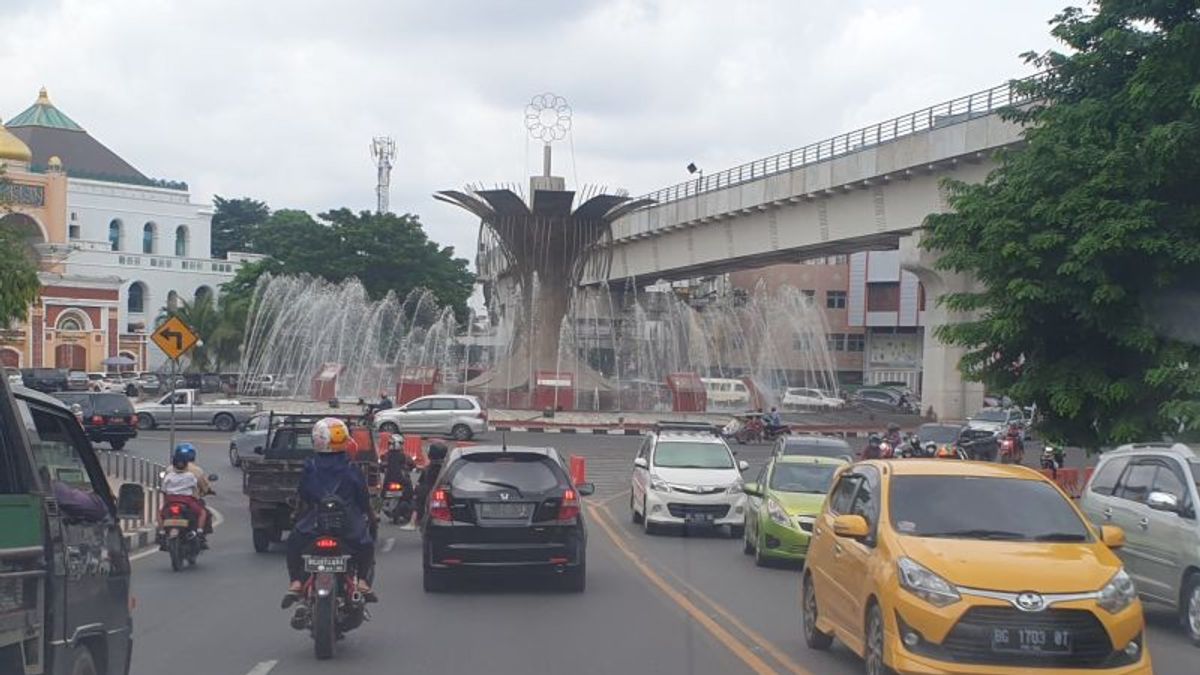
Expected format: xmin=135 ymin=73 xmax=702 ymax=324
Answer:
xmin=382 ymin=536 xmax=397 ymax=553
xmin=588 ymin=503 xmax=802 ymax=675
xmin=244 ymin=660 xmax=278 ymax=675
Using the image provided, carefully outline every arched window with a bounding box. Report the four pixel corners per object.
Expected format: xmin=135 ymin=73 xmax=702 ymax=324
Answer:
xmin=55 ymin=309 xmax=91 ymax=332
xmin=166 ymin=290 xmax=179 ymax=311
xmin=194 ymin=286 xmax=213 ymax=305
xmin=142 ymin=222 xmax=156 ymax=254
xmin=174 ymin=225 xmax=189 ymax=257
xmin=58 ymin=317 xmax=81 ymax=331
xmin=109 ymin=219 xmax=123 ymax=251
xmin=127 ymin=282 xmax=146 ymax=314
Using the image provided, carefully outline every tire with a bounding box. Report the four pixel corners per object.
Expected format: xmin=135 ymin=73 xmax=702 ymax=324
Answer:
xmin=641 ymin=497 xmax=658 ymax=535
xmin=380 ymin=422 xmax=400 ymax=434
xmin=213 ymin=413 xmax=236 ymax=432
xmin=110 ymin=439 xmax=126 ymax=451
xmin=630 ymin=493 xmax=644 ymax=524
xmin=229 ymin=444 xmax=241 ymax=468
xmin=1183 ymin=573 xmax=1200 ymax=646
xmin=252 ymin=528 xmax=271 ymax=553
xmin=451 ymin=424 xmax=472 ymax=441
xmin=168 ymin=537 xmax=183 ymax=572
xmin=423 ymin=567 xmax=448 ymax=593
xmin=67 ymin=646 xmax=98 ymax=675
xmin=561 ymin=558 xmax=586 ymax=593
xmin=864 ymin=602 xmax=890 ymax=675
xmin=313 ymin=593 xmax=336 ymax=660
xmin=754 ymin=533 xmax=771 ymax=567
xmin=802 ymin=572 xmax=834 ymax=650
xmin=742 ymin=520 xmax=754 ymax=555
xmin=137 ymin=413 xmax=156 ymax=430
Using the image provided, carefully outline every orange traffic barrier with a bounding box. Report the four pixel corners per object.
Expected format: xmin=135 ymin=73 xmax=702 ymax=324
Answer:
xmin=569 ymin=455 xmax=586 ymax=486
xmin=1041 ymin=467 xmax=1082 ymax=498
xmin=350 ymin=428 xmax=374 ymax=460
xmin=377 ymin=431 xmax=393 ymax=457
xmin=403 ymin=435 xmax=427 ymax=468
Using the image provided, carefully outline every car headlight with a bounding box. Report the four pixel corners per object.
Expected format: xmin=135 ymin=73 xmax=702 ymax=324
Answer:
xmin=649 ymin=475 xmax=672 ymax=493
xmin=1097 ymin=568 xmax=1136 ymax=614
xmin=766 ymin=498 xmax=792 ymax=527
xmin=727 ymin=479 xmax=744 ymax=494
xmin=897 ymin=557 xmax=961 ymax=608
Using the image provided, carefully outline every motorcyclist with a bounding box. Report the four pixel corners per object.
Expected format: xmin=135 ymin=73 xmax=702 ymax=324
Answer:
xmin=173 ymin=443 xmax=213 ymax=540
xmin=861 ymin=434 xmax=883 ymax=460
xmin=764 ymin=407 xmax=786 ymax=437
xmin=161 ymin=448 xmax=208 ymax=538
xmin=415 ymin=442 xmax=449 ymax=521
xmin=284 ymin=418 xmax=376 ymax=604
xmin=884 ymin=423 xmax=902 ymax=448
xmin=376 ymin=392 xmax=395 ymax=412
xmin=1041 ymin=447 xmax=1058 ymax=477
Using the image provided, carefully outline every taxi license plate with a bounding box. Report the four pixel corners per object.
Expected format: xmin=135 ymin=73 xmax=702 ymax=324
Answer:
xmin=991 ymin=627 xmax=1072 ymax=654
xmin=161 ymin=518 xmax=189 ymax=527
xmin=304 ymin=555 xmax=348 ymax=573
xmin=480 ymin=503 xmax=529 ymax=519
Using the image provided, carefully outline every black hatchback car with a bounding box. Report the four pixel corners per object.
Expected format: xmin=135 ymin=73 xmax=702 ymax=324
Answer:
xmin=53 ymin=392 xmax=138 ymax=451
xmin=422 ymin=445 xmax=594 ymax=593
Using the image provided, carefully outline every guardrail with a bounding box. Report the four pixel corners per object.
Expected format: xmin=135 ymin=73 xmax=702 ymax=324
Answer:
xmin=638 ymin=74 xmax=1043 ymax=208
xmin=101 ymin=452 xmax=166 ymax=532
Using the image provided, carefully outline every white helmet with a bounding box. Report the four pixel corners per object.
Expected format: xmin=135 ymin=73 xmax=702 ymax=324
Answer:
xmin=312 ymin=417 xmax=351 ymax=453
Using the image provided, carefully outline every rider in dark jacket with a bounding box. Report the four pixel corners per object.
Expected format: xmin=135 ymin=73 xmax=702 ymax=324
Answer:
xmin=415 ymin=443 xmax=449 ymax=521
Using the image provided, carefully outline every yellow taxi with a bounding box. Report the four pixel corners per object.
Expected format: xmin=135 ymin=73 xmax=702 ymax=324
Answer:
xmin=801 ymin=460 xmax=1150 ymax=674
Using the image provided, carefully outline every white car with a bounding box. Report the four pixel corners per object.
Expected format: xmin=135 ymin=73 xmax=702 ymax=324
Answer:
xmin=966 ymin=407 xmax=1026 ymax=438
xmin=630 ymin=424 xmax=749 ymax=536
xmin=780 ymin=387 xmax=843 ymax=409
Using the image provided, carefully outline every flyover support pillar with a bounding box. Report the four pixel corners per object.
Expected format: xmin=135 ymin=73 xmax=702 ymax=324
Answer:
xmin=899 ymin=233 xmax=985 ymax=421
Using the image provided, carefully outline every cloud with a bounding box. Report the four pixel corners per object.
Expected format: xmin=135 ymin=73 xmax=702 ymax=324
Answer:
xmin=0 ymin=0 xmax=1063 ymax=265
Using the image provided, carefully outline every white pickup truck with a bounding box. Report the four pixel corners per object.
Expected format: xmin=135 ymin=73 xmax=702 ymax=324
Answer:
xmin=134 ymin=388 xmax=259 ymax=431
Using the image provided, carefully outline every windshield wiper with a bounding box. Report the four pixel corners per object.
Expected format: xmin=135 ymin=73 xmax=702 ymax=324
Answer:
xmin=477 ymin=479 xmax=524 ymax=497
xmin=923 ymin=528 xmax=1025 ymax=540
xmin=1033 ymin=532 xmax=1088 ymax=542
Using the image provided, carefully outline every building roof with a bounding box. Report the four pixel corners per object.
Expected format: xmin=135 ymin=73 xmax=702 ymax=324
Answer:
xmin=6 ymin=88 xmax=147 ymax=183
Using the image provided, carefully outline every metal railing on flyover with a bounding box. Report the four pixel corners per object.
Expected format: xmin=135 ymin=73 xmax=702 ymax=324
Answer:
xmin=101 ymin=452 xmax=166 ymax=532
xmin=637 ymin=73 xmax=1043 ymax=209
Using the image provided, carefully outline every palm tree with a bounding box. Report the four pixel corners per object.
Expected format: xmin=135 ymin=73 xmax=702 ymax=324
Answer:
xmin=156 ymin=294 xmax=242 ymax=372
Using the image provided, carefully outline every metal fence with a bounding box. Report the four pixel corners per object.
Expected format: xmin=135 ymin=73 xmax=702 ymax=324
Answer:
xmin=101 ymin=452 xmax=166 ymax=532
xmin=638 ymin=74 xmax=1042 ymax=208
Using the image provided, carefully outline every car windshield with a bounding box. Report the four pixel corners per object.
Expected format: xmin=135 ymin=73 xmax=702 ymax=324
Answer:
xmin=972 ymin=409 xmax=1009 ymax=422
xmin=769 ymin=464 xmax=838 ymax=494
xmin=450 ymin=456 xmax=562 ymax=493
xmin=654 ymin=441 xmax=734 ymax=469
xmin=890 ymin=476 xmax=1091 ymax=541
xmin=918 ymin=425 xmax=961 ymax=444
xmin=780 ymin=440 xmax=851 ymax=459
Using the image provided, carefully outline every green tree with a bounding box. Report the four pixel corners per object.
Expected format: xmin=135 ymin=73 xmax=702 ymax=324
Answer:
xmin=156 ymin=294 xmax=244 ymax=372
xmin=211 ymin=195 xmax=269 ymax=259
xmin=922 ymin=1 xmax=1200 ymax=449
xmin=0 ymin=166 xmax=41 ymax=328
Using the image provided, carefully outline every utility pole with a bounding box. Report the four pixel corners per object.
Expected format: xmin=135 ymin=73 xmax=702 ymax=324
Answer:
xmin=370 ymin=137 xmax=396 ymax=215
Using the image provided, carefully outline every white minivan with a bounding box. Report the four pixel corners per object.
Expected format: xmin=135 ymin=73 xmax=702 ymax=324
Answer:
xmin=701 ymin=378 xmax=752 ymax=408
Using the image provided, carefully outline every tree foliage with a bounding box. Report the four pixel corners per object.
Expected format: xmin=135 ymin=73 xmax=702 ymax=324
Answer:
xmin=210 ymin=195 xmax=269 ymax=259
xmin=0 ymin=166 xmax=41 ymax=329
xmin=922 ymin=1 xmax=1200 ymax=448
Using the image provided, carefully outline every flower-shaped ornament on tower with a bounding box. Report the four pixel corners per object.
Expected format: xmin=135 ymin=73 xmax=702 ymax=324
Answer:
xmin=524 ymin=93 xmax=572 ymax=143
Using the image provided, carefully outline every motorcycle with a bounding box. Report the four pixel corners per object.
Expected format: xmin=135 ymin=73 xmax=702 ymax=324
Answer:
xmin=999 ymin=428 xmax=1025 ymax=465
xmin=157 ymin=497 xmax=203 ymax=572
xmin=291 ymin=496 xmax=370 ymax=660
xmin=734 ymin=417 xmax=765 ymax=444
xmin=382 ymin=476 xmax=414 ymax=526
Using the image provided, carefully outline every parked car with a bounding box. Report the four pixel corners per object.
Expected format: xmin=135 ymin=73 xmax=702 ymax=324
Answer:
xmin=700 ymin=377 xmax=753 ymax=408
xmin=52 ymin=391 xmax=138 ymax=451
xmin=373 ymin=394 xmax=487 ymax=441
xmin=20 ymin=368 xmax=68 ymax=393
xmin=134 ymin=372 xmax=162 ymax=394
xmin=742 ymin=454 xmax=846 ymax=566
xmin=967 ymin=406 xmax=1027 ymax=438
xmin=1079 ymin=442 xmax=1200 ymax=645
xmin=781 ymin=387 xmax=843 ymax=410
xmin=773 ymin=434 xmax=855 ymax=462
xmin=228 ymin=411 xmax=279 ymax=468
xmin=134 ymin=388 xmax=259 ymax=431
xmin=802 ymin=459 xmax=1148 ymax=673
xmin=422 ymin=444 xmax=593 ymax=592
xmin=630 ymin=423 xmax=750 ymax=536
xmin=850 ymin=387 xmax=914 ymax=413
xmin=65 ymin=370 xmax=89 ymax=391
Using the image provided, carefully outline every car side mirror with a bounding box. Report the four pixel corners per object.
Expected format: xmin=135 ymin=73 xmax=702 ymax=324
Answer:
xmin=743 ymin=482 xmax=762 ymax=497
xmin=116 ymin=483 xmax=144 ymax=519
xmin=832 ymin=514 xmax=870 ymax=539
xmin=208 ymin=474 xmax=219 ymax=482
xmin=1100 ymin=524 xmax=1125 ymax=549
xmin=737 ymin=460 xmax=750 ymax=473
xmin=576 ymin=482 xmax=595 ymax=497
xmin=1146 ymin=491 xmax=1180 ymax=514
xmin=633 ymin=457 xmax=648 ymax=469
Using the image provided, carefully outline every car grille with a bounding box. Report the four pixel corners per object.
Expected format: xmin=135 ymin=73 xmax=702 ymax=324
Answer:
xmin=666 ymin=503 xmax=730 ymax=518
xmin=669 ymin=484 xmax=725 ymax=495
xmin=940 ymin=607 xmax=1113 ymax=667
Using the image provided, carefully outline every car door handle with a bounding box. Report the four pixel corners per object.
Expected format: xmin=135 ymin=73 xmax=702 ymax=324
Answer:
xmin=1138 ymin=517 xmax=1149 ymax=529
xmin=833 ymin=543 xmax=843 ymax=555
xmin=1102 ymin=507 xmax=1113 ymax=520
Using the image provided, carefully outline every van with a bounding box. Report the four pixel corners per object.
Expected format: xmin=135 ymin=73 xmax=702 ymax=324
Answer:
xmin=700 ymin=377 xmax=752 ymax=408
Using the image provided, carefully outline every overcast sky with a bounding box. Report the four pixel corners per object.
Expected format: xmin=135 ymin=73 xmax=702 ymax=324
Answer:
xmin=1 ymin=0 xmax=1065 ymax=265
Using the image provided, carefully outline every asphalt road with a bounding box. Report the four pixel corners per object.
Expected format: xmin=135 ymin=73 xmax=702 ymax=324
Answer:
xmin=112 ymin=429 xmax=1195 ymax=675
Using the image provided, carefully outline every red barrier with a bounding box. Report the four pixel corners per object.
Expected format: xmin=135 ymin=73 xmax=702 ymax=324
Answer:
xmin=569 ymin=455 xmax=586 ymax=486
xmin=376 ymin=431 xmax=393 ymax=457
xmin=403 ymin=435 xmax=427 ymax=468
xmin=1041 ymin=467 xmax=1082 ymax=498
xmin=350 ymin=428 xmax=374 ymax=460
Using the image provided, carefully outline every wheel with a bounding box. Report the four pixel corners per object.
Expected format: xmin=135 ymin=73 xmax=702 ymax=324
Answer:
xmin=252 ymin=528 xmax=271 ymax=553
xmin=754 ymin=532 xmax=771 ymax=567
xmin=423 ymin=567 xmax=449 ymax=593
xmin=560 ymin=558 xmax=586 ymax=592
xmin=631 ymin=493 xmax=643 ymax=524
xmin=67 ymin=646 xmax=98 ymax=675
xmin=168 ymin=537 xmax=183 ymax=572
xmin=137 ymin=413 xmax=156 ymax=430
xmin=802 ymin=572 xmax=833 ymax=650
xmin=213 ymin=413 xmax=236 ymax=432
xmin=729 ymin=524 xmax=745 ymax=539
xmin=451 ymin=424 xmax=472 ymax=441
xmin=864 ymin=602 xmax=890 ymax=675
xmin=1183 ymin=573 xmax=1200 ymax=646
xmin=229 ymin=444 xmax=241 ymax=468
xmin=742 ymin=520 xmax=754 ymax=555
xmin=641 ymin=497 xmax=658 ymax=535
xmin=313 ymin=593 xmax=336 ymax=660
xmin=379 ymin=422 xmax=400 ymax=434
xmin=110 ymin=439 xmax=126 ymax=451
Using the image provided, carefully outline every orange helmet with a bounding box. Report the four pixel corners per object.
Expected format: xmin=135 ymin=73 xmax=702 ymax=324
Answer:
xmin=312 ymin=417 xmax=351 ymax=453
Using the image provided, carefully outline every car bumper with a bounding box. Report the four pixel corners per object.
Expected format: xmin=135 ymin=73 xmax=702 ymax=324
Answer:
xmin=87 ymin=426 xmax=138 ymax=441
xmin=756 ymin=517 xmax=812 ymax=560
xmin=644 ymin=489 xmax=746 ymax=527
xmin=426 ymin=530 xmax=584 ymax=570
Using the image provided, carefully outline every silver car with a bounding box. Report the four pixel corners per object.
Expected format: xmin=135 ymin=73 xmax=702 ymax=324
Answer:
xmin=374 ymin=394 xmax=487 ymax=441
xmin=1079 ymin=442 xmax=1200 ymax=644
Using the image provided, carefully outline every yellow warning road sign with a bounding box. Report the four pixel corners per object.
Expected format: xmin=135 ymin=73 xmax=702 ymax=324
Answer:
xmin=151 ymin=316 xmax=199 ymax=361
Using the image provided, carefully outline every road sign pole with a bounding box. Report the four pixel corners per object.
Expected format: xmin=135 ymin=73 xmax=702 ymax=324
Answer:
xmin=169 ymin=358 xmax=177 ymax=462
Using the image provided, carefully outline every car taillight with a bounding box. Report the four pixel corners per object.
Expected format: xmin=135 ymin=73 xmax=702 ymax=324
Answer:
xmin=91 ymin=415 xmax=104 ymax=425
xmin=429 ymin=488 xmax=452 ymax=522
xmin=479 ymin=409 xmax=488 ymax=421
xmin=557 ymin=488 xmax=580 ymax=522
xmin=130 ymin=416 xmax=139 ymax=427
xmin=168 ymin=504 xmax=182 ymax=516
xmin=315 ymin=537 xmax=338 ymax=550
xmin=386 ymin=482 xmax=403 ymax=491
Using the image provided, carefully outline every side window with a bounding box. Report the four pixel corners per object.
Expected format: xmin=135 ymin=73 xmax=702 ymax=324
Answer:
xmin=19 ymin=403 xmax=112 ymax=515
xmin=1089 ymin=457 xmax=1130 ymax=496
xmin=636 ymin=437 xmax=650 ymax=461
xmin=1149 ymin=459 xmax=1189 ymax=504
xmin=406 ymin=399 xmax=433 ymax=411
xmin=755 ymin=462 xmax=770 ymax=487
xmin=828 ymin=475 xmax=861 ymax=515
xmin=849 ymin=467 xmax=881 ymax=530
xmin=430 ymin=398 xmax=456 ymax=411
xmin=455 ymin=399 xmax=475 ymax=411
xmin=1115 ymin=461 xmax=1157 ymax=504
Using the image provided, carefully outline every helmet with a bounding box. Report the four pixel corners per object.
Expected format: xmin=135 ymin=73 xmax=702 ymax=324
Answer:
xmin=427 ymin=443 xmax=448 ymax=462
xmin=312 ymin=417 xmax=351 ymax=453
xmin=887 ymin=423 xmax=900 ymax=432
xmin=1042 ymin=446 xmax=1055 ymax=457
xmin=173 ymin=443 xmax=196 ymax=464
xmin=868 ymin=434 xmax=881 ymax=444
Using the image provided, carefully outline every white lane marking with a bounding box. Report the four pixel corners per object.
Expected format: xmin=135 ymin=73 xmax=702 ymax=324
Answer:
xmin=245 ymin=660 xmax=278 ymax=675
xmin=382 ymin=537 xmax=396 ymax=553
xmin=129 ymin=505 xmax=224 ymax=563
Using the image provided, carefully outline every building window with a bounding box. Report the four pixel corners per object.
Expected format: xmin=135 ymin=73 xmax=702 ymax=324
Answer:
xmin=801 ymin=290 xmax=815 ymax=307
xmin=847 ymin=333 xmax=865 ymax=352
xmin=826 ymin=290 xmax=847 ymax=309
xmin=68 ymin=224 xmax=80 ymax=239
xmin=195 ymin=286 xmax=213 ymax=305
xmin=175 ymin=225 xmax=189 ymax=257
xmin=57 ymin=316 xmax=83 ymax=332
xmin=866 ymin=282 xmax=900 ymax=312
xmin=128 ymin=282 xmax=146 ymax=314
xmin=109 ymin=219 xmax=123 ymax=250
xmin=167 ymin=290 xmax=179 ymax=311
xmin=142 ymin=222 xmax=156 ymax=254
xmin=827 ymin=333 xmax=847 ymax=352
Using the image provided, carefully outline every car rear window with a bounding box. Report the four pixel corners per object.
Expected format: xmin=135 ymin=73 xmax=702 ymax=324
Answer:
xmin=91 ymin=394 xmax=133 ymax=414
xmin=781 ymin=440 xmax=851 ymax=459
xmin=454 ymin=399 xmax=476 ymax=411
xmin=769 ymin=463 xmax=839 ymax=494
xmin=890 ymin=476 xmax=1090 ymax=542
xmin=450 ymin=455 xmax=562 ymax=493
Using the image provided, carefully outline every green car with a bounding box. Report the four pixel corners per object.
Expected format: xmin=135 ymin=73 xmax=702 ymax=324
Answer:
xmin=742 ymin=455 xmax=847 ymax=566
